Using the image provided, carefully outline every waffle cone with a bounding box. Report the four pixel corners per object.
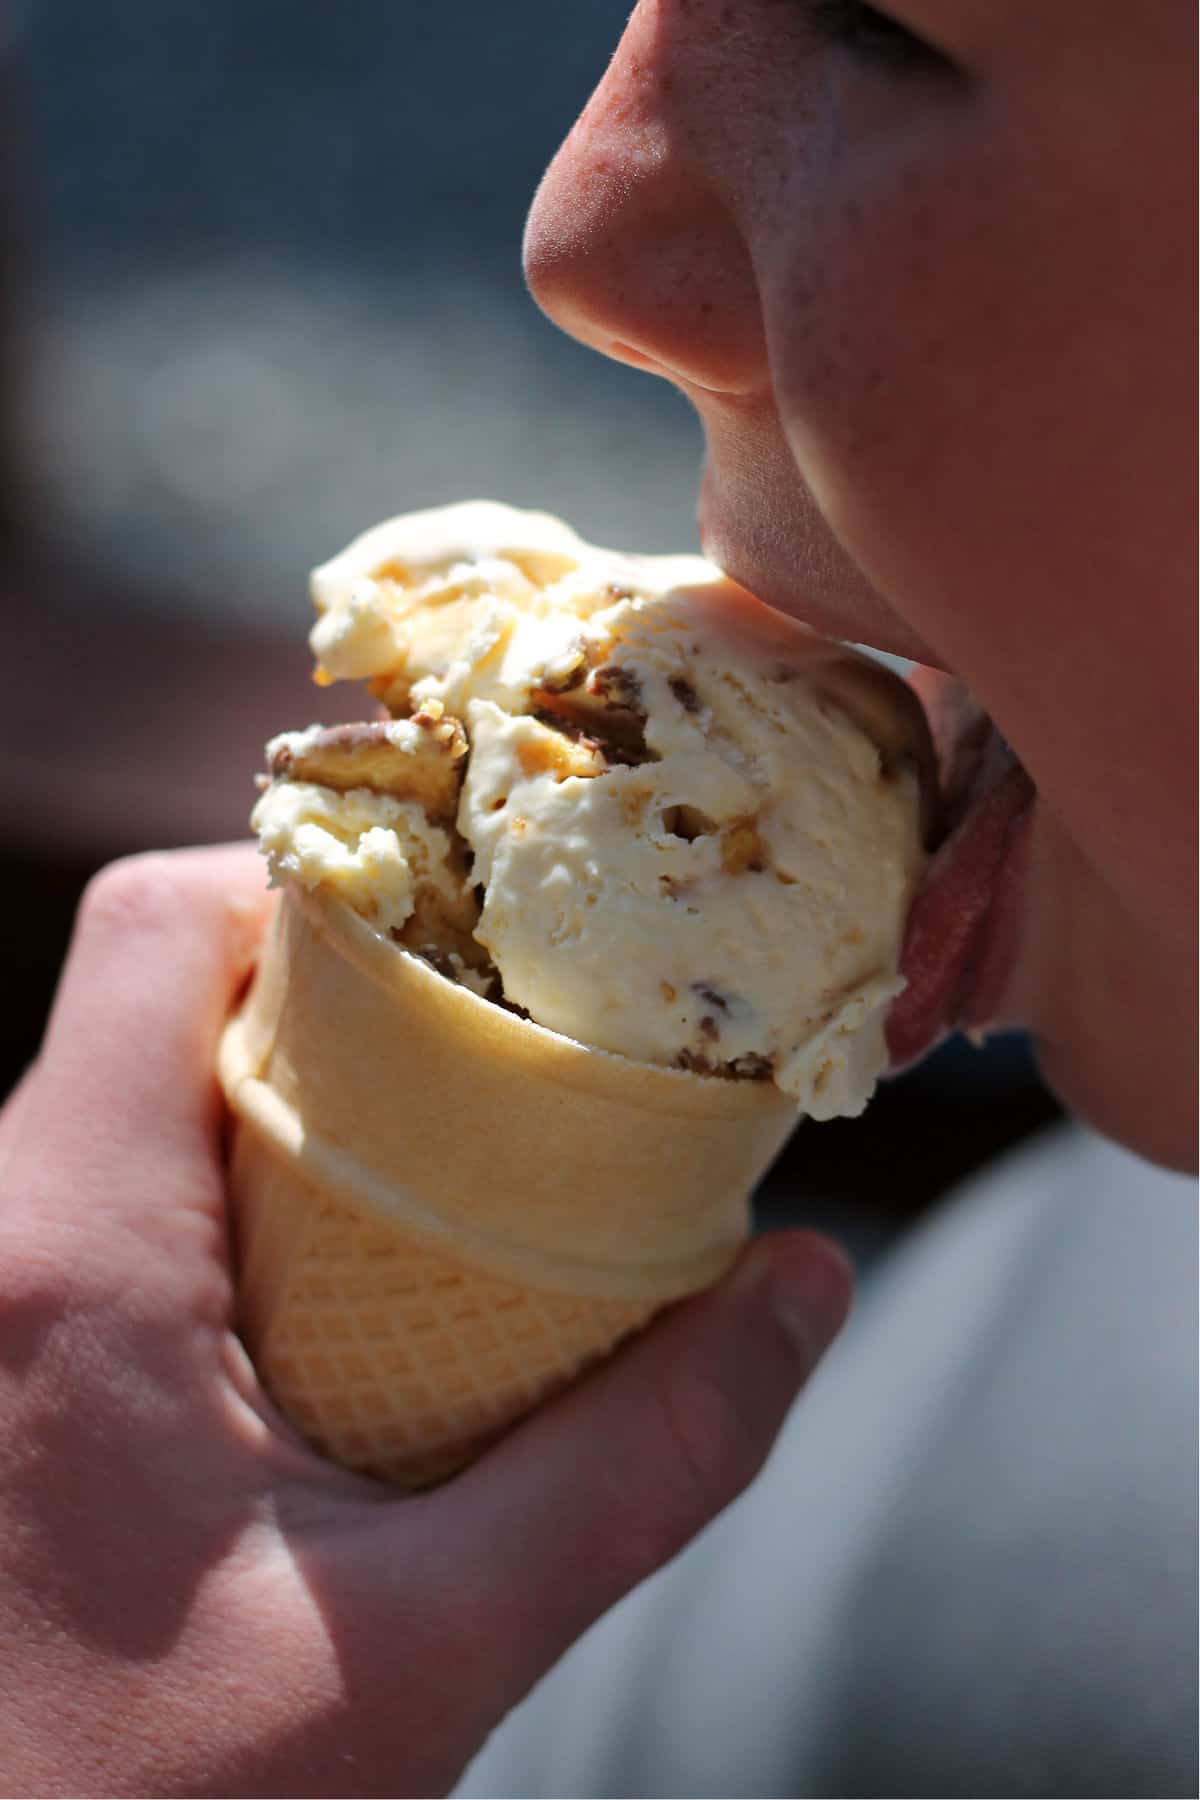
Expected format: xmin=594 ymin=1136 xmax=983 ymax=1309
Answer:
xmin=218 ymin=886 xmax=798 ymax=1487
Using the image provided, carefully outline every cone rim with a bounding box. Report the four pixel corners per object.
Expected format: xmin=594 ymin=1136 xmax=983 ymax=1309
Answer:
xmin=294 ymin=884 xmax=793 ymax=1124
xmin=219 ymin=1033 xmax=743 ymax=1299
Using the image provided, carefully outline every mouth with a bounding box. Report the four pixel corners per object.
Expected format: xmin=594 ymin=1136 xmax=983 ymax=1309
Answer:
xmin=699 ymin=490 xmax=1037 ymax=1073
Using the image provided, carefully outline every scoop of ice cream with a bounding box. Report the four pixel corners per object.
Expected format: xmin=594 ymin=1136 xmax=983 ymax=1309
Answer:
xmin=256 ymin=501 xmax=932 ymax=1119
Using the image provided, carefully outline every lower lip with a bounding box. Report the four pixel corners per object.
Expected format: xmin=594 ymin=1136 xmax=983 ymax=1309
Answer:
xmin=886 ymin=757 xmax=1036 ymax=1070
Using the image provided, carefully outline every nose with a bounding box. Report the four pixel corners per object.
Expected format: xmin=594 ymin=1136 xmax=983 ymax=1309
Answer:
xmin=523 ymin=4 xmax=764 ymax=397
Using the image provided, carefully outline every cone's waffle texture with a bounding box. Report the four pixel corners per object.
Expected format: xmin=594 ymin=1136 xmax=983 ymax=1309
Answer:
xmin=231 ymin=1128 xmax=660 ymax=1488
xmin=218 ymin=886 xmax=798 ymax=1488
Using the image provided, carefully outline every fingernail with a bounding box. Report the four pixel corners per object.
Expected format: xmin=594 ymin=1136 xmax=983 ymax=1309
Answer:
xmin=762 ymin=1233 xmax=854 ymax=1369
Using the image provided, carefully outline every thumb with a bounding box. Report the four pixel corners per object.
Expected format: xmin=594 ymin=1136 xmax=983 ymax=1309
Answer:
xmin=444 ymin=1229 xmax=852 ymax=1706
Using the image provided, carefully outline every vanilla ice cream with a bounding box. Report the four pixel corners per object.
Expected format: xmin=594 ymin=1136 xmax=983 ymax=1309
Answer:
xmin=252 ymin=501 xmax=932 ymax=1119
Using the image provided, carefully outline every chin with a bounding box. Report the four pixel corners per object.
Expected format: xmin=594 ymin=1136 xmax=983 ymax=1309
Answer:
xmin=1034 ymin=1036 xmax=1197 ymax=1176
xmin=1016 ymin=815 xmax=1199 ymax=1175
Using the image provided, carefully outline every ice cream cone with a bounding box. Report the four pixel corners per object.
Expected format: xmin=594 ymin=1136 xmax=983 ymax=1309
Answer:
xmin=218 ymin=885 xmax=799 ymax=1488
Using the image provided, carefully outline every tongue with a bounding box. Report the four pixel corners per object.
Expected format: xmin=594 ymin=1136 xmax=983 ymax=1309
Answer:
xmin=886 ymin=715 xmax=1035 ymax=1071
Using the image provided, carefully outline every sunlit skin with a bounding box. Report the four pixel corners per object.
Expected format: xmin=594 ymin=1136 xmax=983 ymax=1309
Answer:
xmin=524 ymin=0 xmax=1197 ymax=1168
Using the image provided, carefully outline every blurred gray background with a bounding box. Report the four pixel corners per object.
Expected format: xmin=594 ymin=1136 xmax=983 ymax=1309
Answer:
xmin=0 ymin=0 xmax=1060 ymax=1240
xmin=12 ymin=0 xmax=699 ymax=626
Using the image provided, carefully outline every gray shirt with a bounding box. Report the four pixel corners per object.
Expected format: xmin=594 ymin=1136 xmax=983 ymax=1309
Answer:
xmin=460 ymin=1126 xmax=1198 ymax=1799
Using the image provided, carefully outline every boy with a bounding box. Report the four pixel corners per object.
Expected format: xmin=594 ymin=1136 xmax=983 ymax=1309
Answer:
xmin=0 ymin=1 xmax=1193 ymax=1793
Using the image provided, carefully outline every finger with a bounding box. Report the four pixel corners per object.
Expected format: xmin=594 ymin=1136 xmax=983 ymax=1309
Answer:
xmin=328 ymin=1230 xmax=852 ymax=1717
xmin=19 ymin=845 xmax=272 ymax=1200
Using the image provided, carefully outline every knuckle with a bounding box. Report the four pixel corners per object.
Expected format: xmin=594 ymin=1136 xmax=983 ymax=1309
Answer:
xmin=78 ymin=852 xmax=183 ymax=942
xmin=0 ymin=1227 xmax=98 ymax=1393
xmin=646 ymin=1358 xmax=762 ymax=1552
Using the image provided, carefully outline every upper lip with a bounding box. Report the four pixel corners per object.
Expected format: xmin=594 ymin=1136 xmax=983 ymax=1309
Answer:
xmin=704 ymin=540 xmax=945 ymax=670
xmin=696 ymin=486 xmax=946 ymax=671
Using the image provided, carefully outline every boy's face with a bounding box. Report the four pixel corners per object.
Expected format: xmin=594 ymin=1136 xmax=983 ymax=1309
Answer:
xmin=524 ymin=0 xmax=1196 ymax=1166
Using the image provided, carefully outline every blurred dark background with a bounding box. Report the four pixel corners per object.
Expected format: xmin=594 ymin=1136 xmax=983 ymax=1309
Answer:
xmin=0 ymin=0 xmax=1059 ymax=1260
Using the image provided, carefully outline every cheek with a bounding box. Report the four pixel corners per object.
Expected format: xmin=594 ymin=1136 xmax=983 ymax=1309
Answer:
xmin=757 ymin=119 xmax=1192 ymax=944
xmin=759 ymin=126 xmax=1012 ymax=606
